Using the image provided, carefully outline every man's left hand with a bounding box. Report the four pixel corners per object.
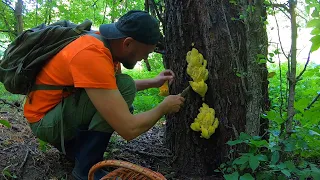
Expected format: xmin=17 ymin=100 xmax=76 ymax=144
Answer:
xmin=153 ymin=69 xmax=175 ymax=88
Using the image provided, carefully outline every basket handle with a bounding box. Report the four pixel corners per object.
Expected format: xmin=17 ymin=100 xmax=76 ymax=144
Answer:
xmin=88 ymin=160 xmax=167 ymax=180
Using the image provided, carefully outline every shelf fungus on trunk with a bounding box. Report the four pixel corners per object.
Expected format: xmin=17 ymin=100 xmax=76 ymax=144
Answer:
xmin=186 ymin=48 xmax=208 ymax=100
xmin=190 ymin=103 xmax=219 ymax=139
xmin=186 ymin=47 xmax=219 ymax=139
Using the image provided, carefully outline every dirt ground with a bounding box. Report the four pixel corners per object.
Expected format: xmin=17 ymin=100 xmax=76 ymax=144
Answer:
xmin=0 ymin=106 xmax=177 ymax=180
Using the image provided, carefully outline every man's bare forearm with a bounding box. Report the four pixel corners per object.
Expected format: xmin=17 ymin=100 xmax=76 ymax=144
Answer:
xmin=128 ymin=105 xmax=165 ymax=140
xmin=135 ymin=78 xmax=157 ymax=91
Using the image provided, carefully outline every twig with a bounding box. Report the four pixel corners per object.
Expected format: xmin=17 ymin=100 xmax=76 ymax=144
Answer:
xmin=1 ymin=0 xmax=14 ymax=11
xmin=19 ymin=149 xmax=29 ymax=170
xmin=305 ymin=92 xmax=320 ymax=110
xmin=277 ymin=43 xmax=284 ymax=119
xmin=271 ymin=3 xmax=289 ymax=12
xmin=296 ymin=50 xmax=311 ymax=81
xmin=273 ymin=7 xmax=290 ymax=60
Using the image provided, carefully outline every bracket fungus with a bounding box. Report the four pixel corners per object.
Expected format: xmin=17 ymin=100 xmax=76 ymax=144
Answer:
xmin=190 ymin=103 xmax=219 ymax=139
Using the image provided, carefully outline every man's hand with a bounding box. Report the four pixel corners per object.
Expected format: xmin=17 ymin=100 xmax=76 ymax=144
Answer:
xmin=159 ymin=94 xmax=185 ymax=114
xmin=153 ymin=69 xmax=175 ymax=88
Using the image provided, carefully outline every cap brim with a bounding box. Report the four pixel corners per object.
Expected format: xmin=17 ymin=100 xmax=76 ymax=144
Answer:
xmin=99 ymin=23 xmax=127 ymax=39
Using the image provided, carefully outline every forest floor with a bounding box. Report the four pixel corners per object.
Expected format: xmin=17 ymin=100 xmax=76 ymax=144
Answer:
xmin=0 ymin=106 xmax=217 ymax=180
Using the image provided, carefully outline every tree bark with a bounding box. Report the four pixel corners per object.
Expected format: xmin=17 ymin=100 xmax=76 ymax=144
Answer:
xmin=14 ymin=0 xmax=23 ymax=35
xmin=163 ymin=0 xmax=268 ymax=178
xmin=239 ymin=0 xmax=270 ymax=136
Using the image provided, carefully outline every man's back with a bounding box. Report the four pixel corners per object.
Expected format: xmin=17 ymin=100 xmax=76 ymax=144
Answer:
xmin=24 ymin=34 xmax=120 ymax=123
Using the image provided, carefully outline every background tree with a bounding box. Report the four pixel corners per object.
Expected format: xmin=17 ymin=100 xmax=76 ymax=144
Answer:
xmin=163 ymin=0 xmax=269 ymax=178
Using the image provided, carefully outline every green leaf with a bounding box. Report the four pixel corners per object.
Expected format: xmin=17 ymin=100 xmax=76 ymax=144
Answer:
xmin=268 ymin=53 xmax=274 ymax=57
xmin=0 ymin=119 xmax=11 ymax=128
xmin=281 ymin=170 xmax=291 ymax=177
xmin=239 ymin=132 xmax=251 ymax=141
xmin=256 ymin=154 xmax=268 ymax=161
xmin=271 ymin=151 xmax=279 ymax=165
xmin=259 ymin=59 xmax=267 ymax=64
xmin=310 ymin=35 xmax=320 ymax=52
xmin=257 ymin=54 xmax=265 ymax=58
xmin=250 ymin=139 xmax=268 ymax=148
xmin=236 ymin=72 xmax=242 ymax=77
xmin=233 ymin=156 xmax=249 ymax=165
xmin=240 ymin=173 xmax=254 ymax=180
xmin=307 ymin=19 xmax=320 ymax=28
xmin=240 ymin=162 xmax=249 ymax=171
xmin=227 ymin=139 xmax=244 ymax=146
xmin=284 ymin=161 xmax=296 ymax=171
xmin=224 ymin=171 xmax=239 ymax=180
xmin=249 ymin=155 xmax=260 ymax=171
xmin=311 ymin=28 xmax=320 ymax=35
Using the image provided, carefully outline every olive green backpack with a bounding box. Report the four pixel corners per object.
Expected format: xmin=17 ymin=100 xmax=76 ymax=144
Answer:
xmin=0 ymin=20 xmax=108 ymax=95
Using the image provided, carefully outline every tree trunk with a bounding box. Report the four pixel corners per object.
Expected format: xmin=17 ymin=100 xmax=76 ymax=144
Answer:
xmin=163 ymin=0 xmax=268 ymax=178
xmin=14 ymin=0 xmax=23 ymax=35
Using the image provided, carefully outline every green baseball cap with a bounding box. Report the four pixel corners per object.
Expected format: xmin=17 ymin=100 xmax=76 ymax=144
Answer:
xmin=99 ymin=10 xmax=161 ymax=45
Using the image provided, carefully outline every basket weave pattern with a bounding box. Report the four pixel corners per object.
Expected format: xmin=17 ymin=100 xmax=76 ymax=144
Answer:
xmin=88 ymin=160 xmax=167 ymax=180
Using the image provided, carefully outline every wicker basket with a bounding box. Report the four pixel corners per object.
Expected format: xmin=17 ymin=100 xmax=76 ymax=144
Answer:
xmin=88 ymin=160 xmax=167 ymax=180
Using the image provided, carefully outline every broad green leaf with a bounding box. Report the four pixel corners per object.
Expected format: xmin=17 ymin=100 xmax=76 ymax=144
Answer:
xmin=240 ymin=173 xmax=254 ymax=180
xmin=256 ymin=154 xmax=268 ymax=161
xmin=224 ymin=172 xmax=239 ymax=180
xmin=271 ymin=151 xmax=279 ymax=165
xmin=239 ymin=132 xmax=251 ymax=141
xmin=249 ymin=155 xmax=260 ymax=171
xmin=277 ymin=162 xmax=286 ymax=170
xmin=233 ymin=156 xmax=249 ymax=165
xmin=284 ymin=161 xmax=296 ymax=171
xmin=0 ymin=120 xmax=11 ymax=128
xmin=307 ymin=19 xmax=320 ymax=28
xmin=311 ymin=28 xmax=320 ymax=35
xmin=227 ymin=139 xmax=244 ymax=146
xmin=259 ymin=59 xmax=267 ymax=64
xmin=268 ymin=53 xmax=274 ymax=57
xmin=310 ymin=35 xmax=320 ymax=52
xmin=281 ymin=169 xmax=291 ymax=177
xmin=240 ymin=162 xmax=249 ymax=171
xmin=250 ymin=139 xmax=268 ymax=148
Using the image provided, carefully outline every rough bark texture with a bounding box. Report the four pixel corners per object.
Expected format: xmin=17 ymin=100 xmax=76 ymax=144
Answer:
xmin=14 ymin=0 xmax=23 ymax=35
xmin=240 ymin=0 xmax=270 ymax=136
xmin=163 ymin=0 xmax=269 ymax=178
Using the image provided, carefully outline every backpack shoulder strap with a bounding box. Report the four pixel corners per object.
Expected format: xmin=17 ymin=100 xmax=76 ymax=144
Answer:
xmin=87 ymin=33 xmax=111 ymax=50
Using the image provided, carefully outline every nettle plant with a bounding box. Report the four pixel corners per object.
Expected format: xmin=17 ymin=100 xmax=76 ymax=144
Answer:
xmin=216 ymin=132 xmax=320 ymax=180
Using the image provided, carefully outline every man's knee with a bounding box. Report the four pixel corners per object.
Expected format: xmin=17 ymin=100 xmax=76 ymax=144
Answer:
xmin=115 ymin=74 xmax=137 ymax=106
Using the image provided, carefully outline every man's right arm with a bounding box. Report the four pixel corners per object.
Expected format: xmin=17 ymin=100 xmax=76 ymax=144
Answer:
xmin=85 ymin=88 xmax=184 ymax=141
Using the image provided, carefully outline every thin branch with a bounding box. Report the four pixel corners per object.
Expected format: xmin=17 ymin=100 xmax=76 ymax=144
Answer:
xmin=305 ymin=92 xmax=320 ymax=110
xmin=1 ymin=0 xmax=14 ymax=11
xmin=277 ymin=43 xmax=284 ymax=119
xmin=271 ymin=3 xmax=289 ymax=12
xmin=273 ymin=9 xmax=290 ymax=61
xmin=296 ymin=50 xmax=311 ymax=81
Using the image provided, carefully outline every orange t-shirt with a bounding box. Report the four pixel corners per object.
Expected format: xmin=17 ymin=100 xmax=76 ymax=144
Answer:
xmin=24 ymin=34 xmax=120 ymax=123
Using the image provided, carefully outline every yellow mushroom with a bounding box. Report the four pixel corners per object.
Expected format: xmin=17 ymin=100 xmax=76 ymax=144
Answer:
xmin=159 ymin=80 xmax=169 ymax=96
xmin=190 ymin=103 xmax=219 ymax=139
xmin=189 ymin=80 xmax=208 ymax=98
